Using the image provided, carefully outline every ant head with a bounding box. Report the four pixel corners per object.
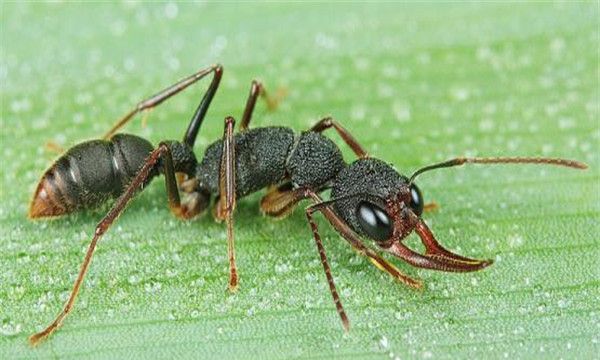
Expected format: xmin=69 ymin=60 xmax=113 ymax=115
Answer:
xmin=331 ymin=158 xmax=422 ymax=244
xmin=330 ymin=154 xmax=585 ymax=272
xmin=331 ymin=158 xmax=491 ymax=272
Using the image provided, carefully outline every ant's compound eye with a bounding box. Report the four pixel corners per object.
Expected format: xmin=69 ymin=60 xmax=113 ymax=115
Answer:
xmin=409 ymin=183 xmax=424 ymax=216
xmin=356 ymin=201 xmax=392 ymax=242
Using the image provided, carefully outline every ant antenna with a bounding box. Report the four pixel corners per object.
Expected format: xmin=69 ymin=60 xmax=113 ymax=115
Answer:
xmin=409 ymin=156 xmax=587 ymax=184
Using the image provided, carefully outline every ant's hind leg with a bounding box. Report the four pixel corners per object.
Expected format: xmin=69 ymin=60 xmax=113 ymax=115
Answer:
xmin=28 ymin=143 xmax=181 ymax=346
xmin=215 ymin=117 xmax=239 ymax=291
xmin=102 ymin=64 xmax=223 ymax=143
xmin=310 ymin=117 xmax=368 ymax=158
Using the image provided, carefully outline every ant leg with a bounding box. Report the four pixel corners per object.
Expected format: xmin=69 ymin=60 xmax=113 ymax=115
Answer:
xmin=102 ymin=64 xmax=223 ymax=143
xmin=305 ymin=204 xmax=350 ymax=332
xmin=183 ymin=65 xmax=224 ymax=147
xmin=215 ymin=117 xmax=239 ymax=291
xmin=423 ymin=201 xmax=439 ymax=212
xmin=239 ymin=80 xmax=280 ymax=131
xmin=28 ymin=142 xmax=187 ymax=346
xmin=310 ymin=117 xmax=368 ymax=158
xmin=260 ymin=182 xmax=306 ymax=218
xmin=160 ymin=144 xmax=210 ymax=219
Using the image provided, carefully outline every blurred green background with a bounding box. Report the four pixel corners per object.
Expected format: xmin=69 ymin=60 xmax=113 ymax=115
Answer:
xmin=1 ymin=2 xmax=598 ymax=359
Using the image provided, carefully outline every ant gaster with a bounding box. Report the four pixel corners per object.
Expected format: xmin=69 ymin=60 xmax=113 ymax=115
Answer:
xmin=28 ymin=64 xmax=588 ymax=345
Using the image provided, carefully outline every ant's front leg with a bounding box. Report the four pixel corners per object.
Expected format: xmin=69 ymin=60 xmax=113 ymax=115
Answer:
xmin=424 ymin=202 xmax=439 ymax=213
xmin=262 ymin=186 xmax=422 ymax=332
xmin=302 ymin=190 xmax=422 ymax=332
xmin=215 ymin=117 xmax=239 ymax=291
xmin=304 ymin=198 xmax=350 ymax=332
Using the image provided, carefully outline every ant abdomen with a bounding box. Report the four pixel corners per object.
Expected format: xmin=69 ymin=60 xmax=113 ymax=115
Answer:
xmin=29 ymin=134 xmax=154 ymax=218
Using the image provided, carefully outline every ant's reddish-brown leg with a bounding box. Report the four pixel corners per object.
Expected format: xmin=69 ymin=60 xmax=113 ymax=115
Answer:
xmin=216 ymin=117 xmax=239 ymax=291
xmin=303 ymin=190 xmax=424 ymax=332
xmin=28 ymin=142 xmax=201 ymax=346
xmin=305 ymin=203 xmax=350 ymax=332
xmin=102 ymin=64 xmax=223 ymax=145
xmin=160 ymin=145 xmax=209 ymax=220
xmin=310 ymin=117 xmax=368 ymax=158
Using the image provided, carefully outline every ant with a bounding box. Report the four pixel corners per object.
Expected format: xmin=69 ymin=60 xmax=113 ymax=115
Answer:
xmin=28 ymin=64 xmax=588 ymax=345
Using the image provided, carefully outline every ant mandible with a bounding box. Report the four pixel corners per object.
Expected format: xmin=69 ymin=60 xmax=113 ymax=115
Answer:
xmin=27 ymin=64 xmax=588 ymax=345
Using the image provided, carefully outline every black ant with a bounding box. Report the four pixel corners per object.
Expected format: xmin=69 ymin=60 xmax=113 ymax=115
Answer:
xmin=28 ymin=64 xmax=588 ymax=345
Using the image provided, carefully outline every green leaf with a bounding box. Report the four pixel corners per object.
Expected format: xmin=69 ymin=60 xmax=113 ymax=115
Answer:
xmin=1 ymin=3 xmax=598 ymax=359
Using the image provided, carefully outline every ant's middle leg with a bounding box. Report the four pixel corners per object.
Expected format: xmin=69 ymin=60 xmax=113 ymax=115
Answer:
xmin=215 ymin=117 xmax=239 ymax=291
xmin=239 ymin=80 xmax=281 ymax=131
xmin=310 ymin=117 xmax=368 ymax=158
xmin=260 ymin=182 xmax=307 ymax=219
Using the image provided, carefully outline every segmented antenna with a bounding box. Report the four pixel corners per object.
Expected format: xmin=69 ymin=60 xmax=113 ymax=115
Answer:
xmin=409 ymin=156 xmax=587 ymax=183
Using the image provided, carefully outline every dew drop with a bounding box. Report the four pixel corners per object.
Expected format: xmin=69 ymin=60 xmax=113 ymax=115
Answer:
xmin=392 ymin=101 xmax=411 ymax=123
xmin=507 ymin=234 xmax=524 ymax=248
xmin=144 ymin=281 xmax=162 ymax=293
xmin=537 ymin=303 xmax=547 ymax=313
xmin=557 ymin=298 xmax=570 ymax=309
xmin=450 ymin=87 xmax=470 ymax=102
xmin=0 ymin=319 xmax=22 ymax=336
xmin=128 ymin=273 xmax=141 ymax=285
xmin=164 ymin=2 xmax=178 ymax=19
xmin=274 ymin=262 xmax=292 ymax=274
xmin=378 ymin=335 xmax=390 ymax=350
